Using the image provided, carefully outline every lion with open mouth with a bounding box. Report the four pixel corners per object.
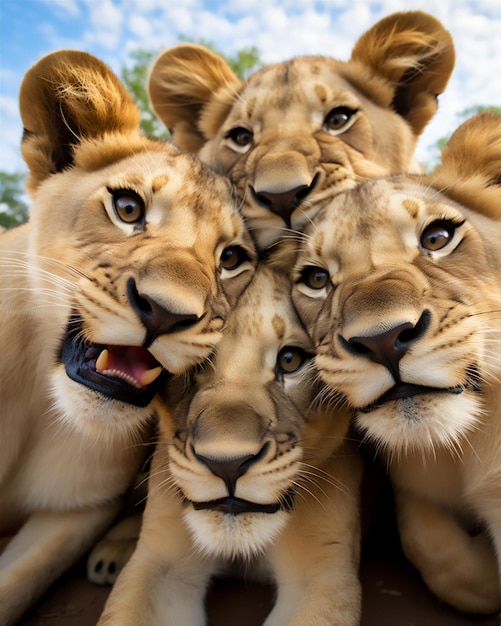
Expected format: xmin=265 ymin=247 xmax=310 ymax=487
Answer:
xmin=0 ymin=50 xmax=256 ymax=625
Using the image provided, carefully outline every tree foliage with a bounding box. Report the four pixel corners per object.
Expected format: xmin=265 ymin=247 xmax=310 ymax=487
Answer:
xmin=0 ymin=171 xmax=29 ymax=229
xmin=461 ymin=105 xmax=501 ymax=117
xmin=121 ymin=49 xmax=169 ymax=140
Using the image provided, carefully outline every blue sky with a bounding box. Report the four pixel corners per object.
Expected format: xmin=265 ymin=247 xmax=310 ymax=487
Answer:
xmin=1 ymin=0 xmax=500 ymax=174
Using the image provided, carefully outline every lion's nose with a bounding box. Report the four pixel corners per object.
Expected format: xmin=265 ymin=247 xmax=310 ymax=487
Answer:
xmin=251 ymin=175 xmax=318 ymax=226
xmin=127 ymin=278 xmax=200 ymax=346
xmin=195 ymin=443 xmax=269 ymax=496
xmin=345 ymin=311 xmax=430 ymax=381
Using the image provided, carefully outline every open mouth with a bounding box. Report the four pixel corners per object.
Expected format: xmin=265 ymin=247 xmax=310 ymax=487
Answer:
xmin=360 ymin=382 xmax=463 ymax=412
xmin=60 ymin=316 xmax=167 ymax=407
xmin=191 ymin=492 xmax=294 ymax=516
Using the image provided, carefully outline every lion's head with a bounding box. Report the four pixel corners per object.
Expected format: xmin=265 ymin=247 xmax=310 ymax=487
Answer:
xmin=147 ymin=11 xmax=454 ymax=249
xmin=292 ymin=113 xmax=501 ymax=454
xmin=157 ymin=261 xmax=352 ymax=558
xmin=2 ymin=50 xmax=256 ymax=430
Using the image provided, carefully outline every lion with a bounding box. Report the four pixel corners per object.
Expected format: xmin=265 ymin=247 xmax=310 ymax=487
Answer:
xmin=147 ymin=11 xmax=454 ymax=249
xmin=97 ymin=260 xmax=363 ymax=626
xmin=0 ymin=50 xmax=256 ymax=625
xmin=291 ymin=112 xmax=501 ymax=615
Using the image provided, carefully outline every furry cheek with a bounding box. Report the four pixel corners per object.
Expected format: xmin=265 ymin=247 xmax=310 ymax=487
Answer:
xmin=50 ymin=367 xmax=154 ymax=436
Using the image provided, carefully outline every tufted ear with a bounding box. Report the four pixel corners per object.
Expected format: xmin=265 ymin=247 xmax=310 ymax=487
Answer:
xmin=20 ymin=50 xmax=140 ymax=192
xmin=430 ymin=113 xmax=501 ymax=219
xmin=351 ymin=11 xmax=455 ymax=137
xmin=148 ymin=44 xmax=241 ymax=152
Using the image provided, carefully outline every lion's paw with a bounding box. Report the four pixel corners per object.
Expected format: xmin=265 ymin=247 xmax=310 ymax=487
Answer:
xmin=87 ymin=514 xmax=142 ymax=585
xmin=87 ymin=537 xmax=136 ymax=585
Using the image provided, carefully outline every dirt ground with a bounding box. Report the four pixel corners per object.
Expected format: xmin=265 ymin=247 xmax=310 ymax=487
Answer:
xmin=19 ymin=515 xmax=500 ymax=626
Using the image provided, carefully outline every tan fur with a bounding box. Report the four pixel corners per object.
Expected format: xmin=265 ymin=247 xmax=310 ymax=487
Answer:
xmin=98 ymin=262 xmax=362 ymax=626
xmin=292 ymin=113 xmax=501 ymax=614
xmin=148 ymin=11 xmax=454 ymax=249
xmin=0 ymin=51 xmax=256 ymax=625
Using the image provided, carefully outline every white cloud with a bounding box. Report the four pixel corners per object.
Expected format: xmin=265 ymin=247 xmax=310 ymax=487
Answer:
xmin=39 ymin=0 xmax=81 ymax=17
xmin=80 ymin=0 xmax=125 ymax=49
xmin=128 ymin=13 xmax=153 ymax=38
xmin=0 ymin=97 xmax=24 ymax=172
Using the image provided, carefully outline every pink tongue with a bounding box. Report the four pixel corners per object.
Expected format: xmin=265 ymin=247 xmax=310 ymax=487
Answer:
xmin=106 ymin=346 xmax=160 ymax=382
xmin=94 ymin=345 xmax=164 ymax=388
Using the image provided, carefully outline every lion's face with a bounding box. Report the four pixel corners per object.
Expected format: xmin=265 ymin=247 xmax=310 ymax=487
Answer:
xmin=28 ymin=141 xmax=256 ymax=413
xmin=293 ymin=175 xmax=501 ymax=455
xmin=196 ymin=58 xmax=418 ymax=249
xmin=148 ymin=12 xmax=455 ymax=249
xmin=159 ymin=263 xmax=348 ymax=558
xmin=2 ymin=51 xmax=256 ymax=437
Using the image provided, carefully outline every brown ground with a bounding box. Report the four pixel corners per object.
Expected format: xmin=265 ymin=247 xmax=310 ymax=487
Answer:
xmin=19 ymin=513 xmax=499 ymax=626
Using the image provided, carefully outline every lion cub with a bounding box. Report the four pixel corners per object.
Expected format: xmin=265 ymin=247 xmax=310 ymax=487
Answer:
xmin=292 ymin=113 xmax=501 ymax=614
xmin=98 ymin=261 xmax=362 ymax=626
xmin=0 ymin=51 xmax=256 ymax=624
xmin=148 ymin=11 xmax=454 ymax=249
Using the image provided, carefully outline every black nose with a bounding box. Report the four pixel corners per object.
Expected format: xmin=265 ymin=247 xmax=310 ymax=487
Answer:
xmin=346 ymin=311 xmax=430 ymax=381
xmin=127 ymin=278 xmax=200 ymax=347
xmin=195 ymin=444 xmax=268 ymax=496
xmin=251 ymin=175 xmax=318 ymax=226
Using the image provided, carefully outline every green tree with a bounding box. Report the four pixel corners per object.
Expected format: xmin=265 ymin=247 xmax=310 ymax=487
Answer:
xmin=0 ymin=171 xmax=29 ymax=229
xmin=121 ymin=49 xmax=170 ymax=140
xmin=461 ymin=105 xmax=501 ymax=117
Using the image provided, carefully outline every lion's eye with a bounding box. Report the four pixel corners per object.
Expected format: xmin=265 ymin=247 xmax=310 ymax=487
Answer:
xmin=324 ymin=107 xmax=356 ymax=133
xmin=112 ymin=191 xmax=145 ymax=224
xmin=220 ymin=245 xmax=248 ymax=270
xmin=420 ymin=221 xmax=457 ymax=251
xmin=227 ymin=127 xmax=253 ymax=148
xmin=277 ymin=347 xmax=310 ymax=374
xmin=300 ymin=266 xmax=329 ymax=290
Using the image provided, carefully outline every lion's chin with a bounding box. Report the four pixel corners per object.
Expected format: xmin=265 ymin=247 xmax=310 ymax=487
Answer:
xmin=355 ymin=391 xmax=482 ymax=455
xmin=183 ymin=507 xmax=290 ymax=560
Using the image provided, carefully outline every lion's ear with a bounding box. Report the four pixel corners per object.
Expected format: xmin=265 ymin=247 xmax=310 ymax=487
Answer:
xmin=351 ymin=11 xmax=455 ymax=137
xmin=431 ymin=113 xmax=501 ymax=218
xmin=20 ymin=50 xmax=140 ymax=191
xmin=148 ymin=44 xmax=241 ymax=152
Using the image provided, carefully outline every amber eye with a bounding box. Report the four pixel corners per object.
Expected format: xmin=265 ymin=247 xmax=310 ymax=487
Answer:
xmin=300 ymin=266 xmax=329 ymax=290
xmin=277 ymin=347 xmax=310 ymax=374
xmin=420 ymin=221 xmax=457 ymax=251
xmin=324 ymin=107 xmax=356 ymax=133
xmin=227 ymin=127 xmax=253 ymax=147
xmin=220 ymin=245 xmax=248 ymax=270
xmin=112 ymin=191 xmax=145 ymax=224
